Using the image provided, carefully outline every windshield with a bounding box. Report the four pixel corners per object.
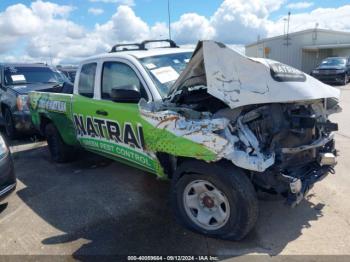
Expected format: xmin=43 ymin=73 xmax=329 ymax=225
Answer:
xmin=139 ymin=52 xmax=193 ymax=97
xmin=320 ymin=58 xmax=346 ymax=67
xmin=4 ymin=66 xmax=68 ymax=86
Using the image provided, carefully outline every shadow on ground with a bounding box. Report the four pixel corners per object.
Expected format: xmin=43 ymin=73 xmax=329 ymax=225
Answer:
xmin=11 ymin=144 xmax=324 ymax=259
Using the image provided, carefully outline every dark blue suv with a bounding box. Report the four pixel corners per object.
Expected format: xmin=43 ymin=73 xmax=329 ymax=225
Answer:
xmin=311 ymin=57 xmax=350 ymax=85
xmin=0 ymin=63 xmax=69 ymax=139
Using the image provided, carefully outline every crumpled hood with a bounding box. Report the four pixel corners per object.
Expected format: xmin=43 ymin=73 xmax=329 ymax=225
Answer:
xmin=169 ymin=41 xmax=340 ymax=109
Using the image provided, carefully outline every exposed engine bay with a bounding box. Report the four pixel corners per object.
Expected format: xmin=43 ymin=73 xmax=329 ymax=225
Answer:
xmin=139 ymin=40 xmax=342 ymax=206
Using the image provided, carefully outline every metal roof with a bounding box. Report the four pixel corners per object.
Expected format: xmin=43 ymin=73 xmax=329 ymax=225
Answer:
xmin=245 ymin=28 xmax=350 ymax=48
xmin=303 ymin=43 xmax=350 ymax=51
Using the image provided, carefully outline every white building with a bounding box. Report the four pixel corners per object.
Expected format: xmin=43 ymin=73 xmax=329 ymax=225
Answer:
xmin=245 ymin=29 xmax=350 ymax=73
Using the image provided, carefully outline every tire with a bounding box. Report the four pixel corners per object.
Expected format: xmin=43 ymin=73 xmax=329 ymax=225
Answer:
xmin=4 ymin=108 xmax=18 ymax=140
xmin=44 ymin=123 xmax=76 ymax=163
xmin=344 ymin=74 xmax=349 ymax=85
xmin=171 ymin=160 xmax=258 ymax=240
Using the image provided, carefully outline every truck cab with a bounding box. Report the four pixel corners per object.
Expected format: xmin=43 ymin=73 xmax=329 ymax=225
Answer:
xmin=68 ymin=40 xmax=193 ymax=173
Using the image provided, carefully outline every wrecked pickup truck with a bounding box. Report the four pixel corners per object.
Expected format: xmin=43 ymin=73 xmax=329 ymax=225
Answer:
xmin=28 ymin=40 xmax=341 ymax=240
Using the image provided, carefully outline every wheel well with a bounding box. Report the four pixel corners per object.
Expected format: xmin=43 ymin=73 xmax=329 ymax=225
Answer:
xmin=156 ymin=153 xmax=233 ymax=180
xmin=172 ymin=158 xmax=250 ymax=183
xmin=156 ymin=153 xmax=193 ymax=179
xmin=39 ymin=115 xmax=52 ymax=135
xmin=0 ymin=103 xmax=9 ymax=117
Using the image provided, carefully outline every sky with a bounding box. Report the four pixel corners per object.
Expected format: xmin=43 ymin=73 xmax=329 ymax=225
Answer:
xmin=0 ymin=0 xmax=349 ymax=64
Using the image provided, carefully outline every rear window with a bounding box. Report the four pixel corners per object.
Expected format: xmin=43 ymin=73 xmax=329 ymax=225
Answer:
xmin=78 ymin=63 xmax=97 ymax=98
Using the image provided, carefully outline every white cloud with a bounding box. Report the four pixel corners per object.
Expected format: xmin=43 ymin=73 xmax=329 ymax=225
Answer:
xmin=89 ymin=0 xmax=135 ymax=6
xmin=210 ymin=0 xmax=270 ymax=44
xmin=267 ymin=5 xmax=350 ymax=37
xmin=150 ymin=22 xmax=169 ymax=39
xmin=88 ymin=7 xmax=104 ymax=15
xmin=0 ymin=4 xmax=41 ymax=36
xmin=286 ymin=2 xmax=314 ymax=10
xmin=0 ymin=0 xmax=350 ymax=64
xmin=105 ymin=5 xmax=150 ymax=42
xmin=31 ymin=0 xmax=74 ymax=19
xmin=172 ymin=13 xmax=215 ymax=43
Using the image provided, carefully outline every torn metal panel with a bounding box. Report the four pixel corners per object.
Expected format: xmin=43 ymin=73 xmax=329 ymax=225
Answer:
xmin=139 ymin=99 xmax=233 ymax=159
xmin=139 ymin=99 xmax=276 ymax=172
xmin=170 ymin=41 xmax=340 ymax=109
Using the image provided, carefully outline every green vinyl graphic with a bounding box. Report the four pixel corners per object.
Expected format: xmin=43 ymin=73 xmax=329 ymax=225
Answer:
xmin=30 ymin=92 xmax=217 ymax=178
xmin=29 ymin=92 xmax=79 ymax=146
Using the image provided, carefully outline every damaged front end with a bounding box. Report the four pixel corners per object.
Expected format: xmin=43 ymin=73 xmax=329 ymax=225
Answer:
xmin=230 ymin=100 xmax=339 ymax=206
xmin=140 ymin=40 xmax=342 ymax=207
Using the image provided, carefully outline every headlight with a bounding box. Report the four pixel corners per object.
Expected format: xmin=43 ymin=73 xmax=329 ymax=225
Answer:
xmin=335 ymin=69 xmax=345 ymax=74
xmin=16 ymin=95 xmax=29 ymax=111
xmin=312 ymin=70 xmax=319 ymax=74
xmin=0 ymin=135 xmax=8 ymax=157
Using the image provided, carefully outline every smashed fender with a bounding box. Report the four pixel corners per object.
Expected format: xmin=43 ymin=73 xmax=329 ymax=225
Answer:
xmin=140 ymin=40 xmax=341 ymax=173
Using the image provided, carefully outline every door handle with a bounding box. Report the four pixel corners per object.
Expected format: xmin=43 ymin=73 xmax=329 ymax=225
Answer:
xmin=96 ymin=110 xmax=108 ymax=116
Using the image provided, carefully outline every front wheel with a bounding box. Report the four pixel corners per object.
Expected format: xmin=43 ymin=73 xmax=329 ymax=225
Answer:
xmin=171 ymin=161 xmax=258 ymax=240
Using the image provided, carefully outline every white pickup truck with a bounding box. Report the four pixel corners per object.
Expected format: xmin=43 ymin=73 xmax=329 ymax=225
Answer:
xmin=29 ymin=40 xmax=341 ymax=240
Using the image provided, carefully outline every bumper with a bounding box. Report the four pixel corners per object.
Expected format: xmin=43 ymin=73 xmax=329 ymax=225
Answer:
xmin=12 ymin=111 xmax=36 ymax=134
xmin=0 ymin=152 xmax=16 ymax=201
xmin=283 ymin=137 xmax=337 ymax=207
xmin=284 ymin=164 xmax=334 ymax=207
xmin=312 ymin=74 xmax=346 ymax=84
xmin=254 ymin=137 xmax=337 ymax=207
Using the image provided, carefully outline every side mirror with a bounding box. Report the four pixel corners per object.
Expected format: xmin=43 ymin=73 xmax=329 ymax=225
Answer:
xmin=110 ymin=85 xmax=141 ymax=103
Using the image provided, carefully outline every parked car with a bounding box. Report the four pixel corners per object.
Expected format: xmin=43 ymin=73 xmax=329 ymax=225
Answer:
xmin=0 ymin=63 xmax=69 ymax=139
xmin=56 ymin=65 xmax=77 ymax=83
xmin=311 ymin=57 xmax=350 ymax=85
xmin=29 ymin=40 xmax=341 ymax=240
xmin=0 ymin=133 xmax=16 ymax=201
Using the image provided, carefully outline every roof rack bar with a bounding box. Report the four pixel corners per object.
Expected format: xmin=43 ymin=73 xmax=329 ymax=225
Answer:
xmin=140 ymin=39 xmax=179 ymax=49
xmin=110 ymin=39 xmax=179 ymax=53
xmin=110 ymin=43 xmax=145 ymax=53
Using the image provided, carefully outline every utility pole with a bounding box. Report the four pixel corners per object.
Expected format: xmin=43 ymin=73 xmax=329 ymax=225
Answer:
xmin=284 ymin=12 xmax=291 ymax=46
xmin=283 ymin=18 xmax=287 ymax=35
xmin=287 ymin=12 xmax=291 ymax=36
xmin=167 ymin=0 xmax=172 ymax=40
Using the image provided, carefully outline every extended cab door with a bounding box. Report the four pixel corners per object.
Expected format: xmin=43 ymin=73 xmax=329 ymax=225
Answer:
xmin=71 ymin=59 xmax=159 ymax=174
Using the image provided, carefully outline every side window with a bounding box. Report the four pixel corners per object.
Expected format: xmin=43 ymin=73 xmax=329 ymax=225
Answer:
xmin=78 ymin=63 xmax=97 ymax=98
xmin=101 ymin=62 xmax=148 ymax=101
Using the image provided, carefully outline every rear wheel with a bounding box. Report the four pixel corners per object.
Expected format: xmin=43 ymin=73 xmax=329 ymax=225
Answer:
xmin=4 ymin=109 xmax=18 ymax=140
xmin=171 ymin=161 xmax=258 ymax=240
xmin=44 ymin=123 xmax=76 ymax=163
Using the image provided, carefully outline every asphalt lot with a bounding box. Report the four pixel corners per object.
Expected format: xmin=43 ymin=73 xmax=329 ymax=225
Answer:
xmin=0 ymin=85 xmax=350 ymax=259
